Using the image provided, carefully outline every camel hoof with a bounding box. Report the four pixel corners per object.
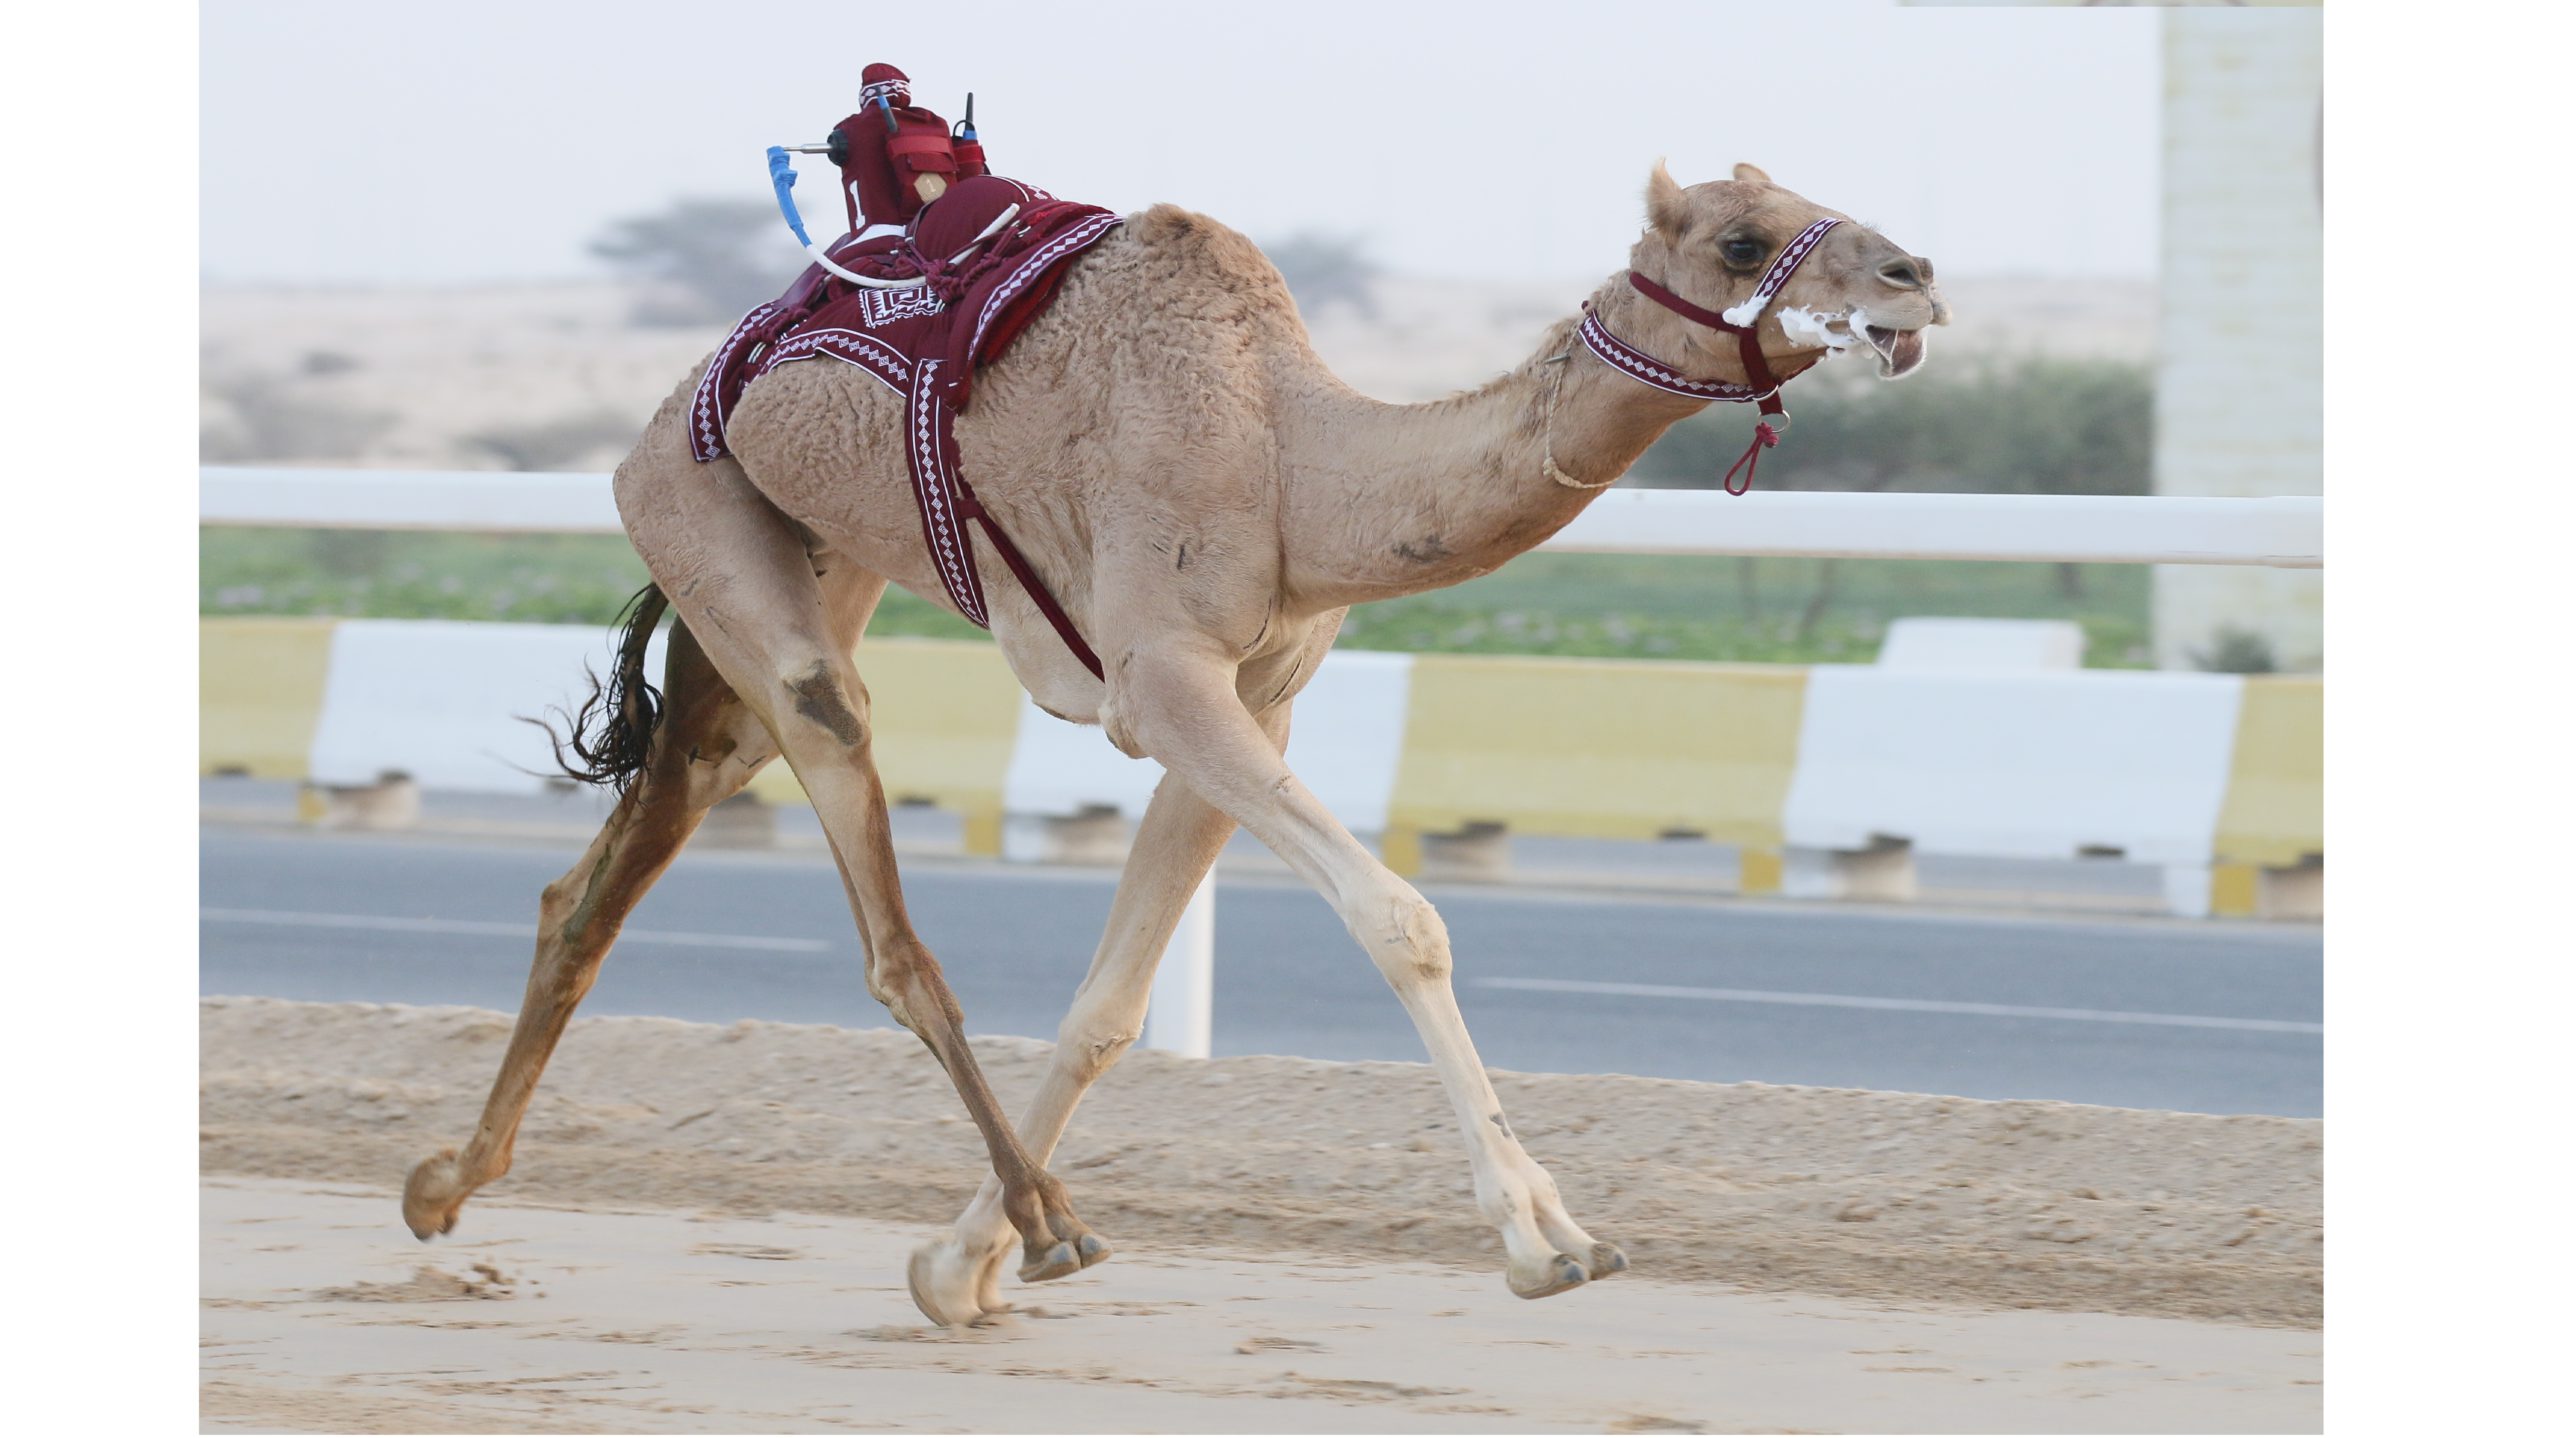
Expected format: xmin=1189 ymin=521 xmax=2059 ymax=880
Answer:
xmin=401 ymin=1149 xmax=468 ymax=1242
xmin=1586 ymin=1240 xmax=1630 ymax=1278
xmin=1019 ymin=1241 xmax=1083 ymax=1284
xmin=1076 ymin=1232 xmax=1113 ymax=1267
xmin=1507 ymin=1254 xmax=1590 ymax=1301
xmin=907 ymin=1242 xmax=983 ymax=1328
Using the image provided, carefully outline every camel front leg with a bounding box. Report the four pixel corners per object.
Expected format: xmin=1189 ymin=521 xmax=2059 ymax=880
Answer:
xmin=1110 ymin=647 xmax=1624 ymax=1300
xmin=907 ymin=713 xmax=1272 ymax=1325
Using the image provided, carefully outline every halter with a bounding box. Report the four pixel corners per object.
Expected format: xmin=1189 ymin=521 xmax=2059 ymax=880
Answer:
xmin=1572 ymin=215 xmax=1843 ymax=494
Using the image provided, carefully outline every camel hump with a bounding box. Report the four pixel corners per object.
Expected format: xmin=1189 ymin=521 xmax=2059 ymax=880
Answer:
xmin=1128 ymin=203 xmax=1289 ymax=293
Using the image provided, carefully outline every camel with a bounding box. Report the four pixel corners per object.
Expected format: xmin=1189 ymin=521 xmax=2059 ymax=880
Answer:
xmin=401 ymin=160 xmax=1949 ymax=1325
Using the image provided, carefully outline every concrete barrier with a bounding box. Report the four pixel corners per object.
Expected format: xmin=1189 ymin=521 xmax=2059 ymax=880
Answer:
xmin=1780 ymin=667 xmax=2249 ymax=913
xmin=1878 ymin=618 xmax=2086 ymax=671
xmin=2210 ymin=675 xmax=2323 ymax=919
xmin=198 ymin=617 xmax=2321 ymax=919
xmin=200 ymin=616 xmax=340 ymax=780
xmin=307 ymin=619 xmax=662 ymax=795
xmin=1000 ymin=651 xmax=1413 ymax=863
xmin=1384 ymin=655 xmax=1808 ymax=890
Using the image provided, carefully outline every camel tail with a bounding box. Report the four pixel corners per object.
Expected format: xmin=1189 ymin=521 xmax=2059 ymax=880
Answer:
xmin=533 ymin=584 xmax=670 ymax=795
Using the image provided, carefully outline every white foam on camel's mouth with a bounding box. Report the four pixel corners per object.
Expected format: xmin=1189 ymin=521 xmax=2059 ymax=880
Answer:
xmin=1776 ymin=305 xmax=1869 ymax=351
xmin=1776 ymin=305 xmax=1925 ymax=377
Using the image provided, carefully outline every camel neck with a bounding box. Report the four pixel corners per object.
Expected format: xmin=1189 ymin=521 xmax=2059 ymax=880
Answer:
xmin=1276 ymin=274 xmax=1713 ymax=609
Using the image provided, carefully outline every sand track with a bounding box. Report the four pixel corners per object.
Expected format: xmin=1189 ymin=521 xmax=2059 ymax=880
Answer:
xmin=200 ymin=997 xmax=2321 ymax=1432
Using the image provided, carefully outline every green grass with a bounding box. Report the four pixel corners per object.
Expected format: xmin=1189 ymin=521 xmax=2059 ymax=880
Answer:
xmin=201 ymin=528 xmax=2154 ymax=667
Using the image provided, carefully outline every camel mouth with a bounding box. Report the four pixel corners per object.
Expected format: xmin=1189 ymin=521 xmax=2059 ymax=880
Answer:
xmin=1865 ymin=324 xmax=1927 ymax=379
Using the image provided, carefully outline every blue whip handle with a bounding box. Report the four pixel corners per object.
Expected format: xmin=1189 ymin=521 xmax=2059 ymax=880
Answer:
xmin=766 ymin=146 xmax=815 ymax=249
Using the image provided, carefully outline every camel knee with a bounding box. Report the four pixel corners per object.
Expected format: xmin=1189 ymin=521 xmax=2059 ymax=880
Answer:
xmin=778 ymin=662 xmax=869 ymax=750
xmin=868 ymin=944 xmax=963 ymax=1033
xmin=534 ymin=864 xmax=616 ymax=976
xmin=1055 ymin=998 xmax=1144 ymax=1083
xmin=1355 ymin=885 xmax=1453 ymax=991
xmin=1096 ymin=696 xmax=1150 ymax=760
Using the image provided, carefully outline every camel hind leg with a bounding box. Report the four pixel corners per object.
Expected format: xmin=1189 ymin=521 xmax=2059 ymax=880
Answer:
xmin=614 ymin=450 xmax=1110 ymax=1287
xmin=402 ymin=617 xmax=772 ymax=1238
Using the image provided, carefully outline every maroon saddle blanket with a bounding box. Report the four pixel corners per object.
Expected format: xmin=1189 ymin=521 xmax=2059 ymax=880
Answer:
xmin=689 ymin=176 xmax=1123 ymax=675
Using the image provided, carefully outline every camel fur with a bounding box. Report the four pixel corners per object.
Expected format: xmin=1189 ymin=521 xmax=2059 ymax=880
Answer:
xmin=402 ymin=161 xmax=1951 ymax=1325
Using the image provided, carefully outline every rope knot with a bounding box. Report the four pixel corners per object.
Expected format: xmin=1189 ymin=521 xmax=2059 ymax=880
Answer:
xmin=1723 ymin=421 xmax=1781 ymax=496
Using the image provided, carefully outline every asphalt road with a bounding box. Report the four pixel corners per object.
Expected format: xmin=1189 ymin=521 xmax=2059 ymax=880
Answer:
xmin=200 ymin=826 xmax=2323 ymax=1116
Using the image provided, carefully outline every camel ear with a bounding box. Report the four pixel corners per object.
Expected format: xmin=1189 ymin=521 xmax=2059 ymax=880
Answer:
xmin=1733 ymin=162 xmax=1772 ymax=185
xmin=1646 ymin=160 xmax=1691 ymax=239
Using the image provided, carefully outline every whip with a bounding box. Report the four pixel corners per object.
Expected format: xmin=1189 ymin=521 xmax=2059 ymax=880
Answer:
xmin=763 ymin=142 xmax=927 ymax=291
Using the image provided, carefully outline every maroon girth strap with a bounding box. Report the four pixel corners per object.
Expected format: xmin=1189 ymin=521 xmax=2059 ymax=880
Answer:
xmin=952 ymin=487 xmax=1105 ymax=679
xmin=1576 ymin=215 xmax=1842 ymax=494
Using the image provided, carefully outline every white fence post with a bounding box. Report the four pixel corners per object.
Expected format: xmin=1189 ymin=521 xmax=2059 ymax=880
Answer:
xmin=1143 ymin=866 xmax=1215 ymax=1058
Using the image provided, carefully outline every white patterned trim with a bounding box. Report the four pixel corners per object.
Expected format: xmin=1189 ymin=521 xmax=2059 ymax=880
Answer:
xmin=858 ymin=284 xmax=946 ymax=327
xmin=906 ymin=358 xmax=987 ymax=624
xmin=759 ymin=327 xmax=916 ymax=387
xmin=858 ymin=77 xmax=910 ymax=107
xmin=968 ymin=211 xmax=1124 ymax=360
xmin=757 ymin=330 xmax=983 ymax=621
xmin=1575 ymin=312 xmax=1769 ymax=402
xmin=1721 ymin=217 xmax=1841 ymax=328
xmin=689 ymin=301 xmax=781 ymax=461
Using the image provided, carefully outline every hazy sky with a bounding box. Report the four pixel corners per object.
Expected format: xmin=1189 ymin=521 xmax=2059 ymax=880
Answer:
xmin=201 ymin=0 xmax=2161 ymax=287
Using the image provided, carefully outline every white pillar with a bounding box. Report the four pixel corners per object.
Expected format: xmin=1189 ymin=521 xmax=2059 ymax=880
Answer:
xmin=2152 ymin=7 xmax=2324 ymax=672
xmin=1142 ymin=866 xmax=1215 ymax=1058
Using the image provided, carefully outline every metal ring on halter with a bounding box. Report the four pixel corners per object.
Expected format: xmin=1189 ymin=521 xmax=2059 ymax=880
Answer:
xmin=1761 ymin=411 xmax=1792 ymax=435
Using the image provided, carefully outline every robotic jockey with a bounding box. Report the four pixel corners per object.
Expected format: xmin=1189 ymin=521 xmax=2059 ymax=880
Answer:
xmin=827 ymin=63 xmax=989 ymax=243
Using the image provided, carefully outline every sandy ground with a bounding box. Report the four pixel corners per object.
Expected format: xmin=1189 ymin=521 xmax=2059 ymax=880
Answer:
xmin=202 ymin=997 xmax=2320 ymax=1432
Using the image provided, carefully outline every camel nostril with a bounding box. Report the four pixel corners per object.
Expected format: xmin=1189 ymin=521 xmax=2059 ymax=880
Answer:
xmin=1877 ymin=257 xmax=1924 ymax=290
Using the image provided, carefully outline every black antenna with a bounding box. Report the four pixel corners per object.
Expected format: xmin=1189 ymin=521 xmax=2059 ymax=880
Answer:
xmin=961 ymin=92 xmax=977 ymax=140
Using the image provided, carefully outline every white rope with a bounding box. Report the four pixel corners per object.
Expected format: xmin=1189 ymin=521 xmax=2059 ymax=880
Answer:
xmin=805 ymin=242 xmax=931 ymax=290
xmin=1543 ymin=444 xmax=1614 ymax=490
xmin=1538 ymin=347 xmax=1619 ymax=491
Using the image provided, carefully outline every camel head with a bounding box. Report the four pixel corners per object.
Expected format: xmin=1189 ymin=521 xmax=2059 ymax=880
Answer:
xmin=1634 ymin=161 xmax=1949 ymax=381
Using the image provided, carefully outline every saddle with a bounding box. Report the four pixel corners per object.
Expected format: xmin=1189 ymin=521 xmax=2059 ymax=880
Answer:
xmin=691 ymin=175 xmax=1123 ymax=677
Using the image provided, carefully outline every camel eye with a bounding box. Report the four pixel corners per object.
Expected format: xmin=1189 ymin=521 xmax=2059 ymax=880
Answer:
xmin=1720 ymin=237 xmax=1766 ymax=268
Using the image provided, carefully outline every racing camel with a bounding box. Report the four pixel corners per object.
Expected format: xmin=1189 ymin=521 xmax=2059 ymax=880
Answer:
xmin=402 ymin=161 xmax=1950 ymax=1325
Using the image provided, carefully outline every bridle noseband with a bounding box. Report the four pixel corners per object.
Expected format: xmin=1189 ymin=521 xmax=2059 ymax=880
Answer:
xmin=1572 ymin=215 xmax=1843 ymax=494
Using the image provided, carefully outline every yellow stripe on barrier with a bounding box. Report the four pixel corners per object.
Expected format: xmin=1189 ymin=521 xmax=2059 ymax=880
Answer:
xmin=200 ymin=616 xmax=340 ymax=779
xmin=2210 ymin=674 xmax=2322 ymax=916
xmin=2214 ymin=675 xmax=2322 ymax=866
xmin=745 ymin=637 xmax=1021 ymax=854
xmin=1385 ymin=655 xmax=1808 ymax=880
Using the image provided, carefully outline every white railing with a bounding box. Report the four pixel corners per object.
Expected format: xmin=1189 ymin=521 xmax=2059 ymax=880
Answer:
xmin=198 ymin=466 xmax=2323 ymax=1058
xmin=199 ymin=467 xmax=2323 ymax=568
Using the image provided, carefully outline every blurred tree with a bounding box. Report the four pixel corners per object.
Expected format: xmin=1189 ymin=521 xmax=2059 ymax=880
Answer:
xmin=1261 ymin=232 xmax=1383 ymax=321
xmin=199 ymin=368 xmax=394 ymax=464
xmin=590 ymin=199 xmax=805 ymax=326
xmin=2189 ymin=625 xmax=2279 ymax=674
xmin=1632 ymin=356 xmax=2154 ymax=621
xmin=1635 ymin=356 xmax=2151 ymax=497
